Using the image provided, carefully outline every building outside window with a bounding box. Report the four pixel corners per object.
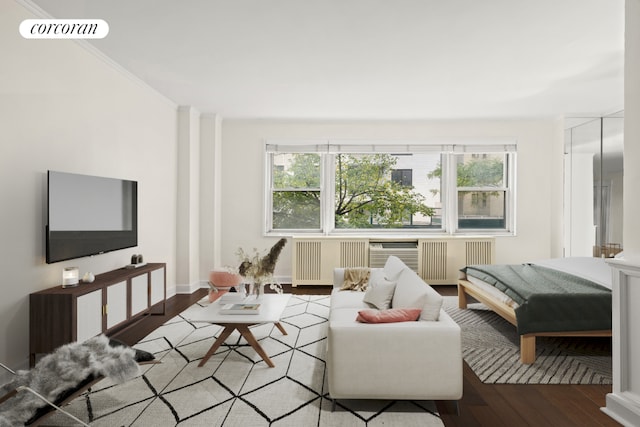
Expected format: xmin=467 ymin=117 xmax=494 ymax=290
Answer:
xmin=391 ymin=169 xmax=413 ymax=187
xmin=456 ymin=153 xmax=509 ymax=230
xmin=266 ymin=142 xmax=516 ymax=236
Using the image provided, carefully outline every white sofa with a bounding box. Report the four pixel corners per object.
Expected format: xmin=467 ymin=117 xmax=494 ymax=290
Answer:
xmin=327 ymin=256 xmax=463 ymax=405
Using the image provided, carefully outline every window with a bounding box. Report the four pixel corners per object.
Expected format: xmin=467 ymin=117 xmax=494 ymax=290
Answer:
xmin=265 ymin=143 xmax=516 ymax=235
xmin=456 ymin=153 xmax=509 ymax=230
xmin=271 ymin=153 xmax=321 ymax=230
xmin=333 ymin=153 xmax=441 ymax=229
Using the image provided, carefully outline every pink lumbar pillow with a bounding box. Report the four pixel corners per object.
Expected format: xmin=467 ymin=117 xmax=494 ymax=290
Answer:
xmin=356 ymin=308 xmax=422 ymax=323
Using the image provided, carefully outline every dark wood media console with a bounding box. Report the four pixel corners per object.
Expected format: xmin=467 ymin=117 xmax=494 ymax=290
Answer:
xmin=29 ymin=263 xmax=166 ymax=366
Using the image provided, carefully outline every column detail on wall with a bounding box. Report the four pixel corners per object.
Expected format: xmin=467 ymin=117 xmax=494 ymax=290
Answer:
xmin=176 ymin=106 xmax=201 ymax=292
xmin=603 ymin=259 xmax=640 ymax=426
xmin=199 ymin=114 xmax=223 ymax=278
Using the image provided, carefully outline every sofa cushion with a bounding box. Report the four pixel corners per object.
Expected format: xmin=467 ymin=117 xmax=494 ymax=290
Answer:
xmin=392 ymin=268 xmax=443 ymax=321
xmin=383 ymin=255 xmax=408 ymax=281
xmin=356 ymin=308 xmax=422 ymax=323
xmin=363 ymin=277 xmax=396 ymax=310
xmin=331 ymin=288 xmax=372 ymax=310
xmin=330 ymin=307 xmax=365 ymax=322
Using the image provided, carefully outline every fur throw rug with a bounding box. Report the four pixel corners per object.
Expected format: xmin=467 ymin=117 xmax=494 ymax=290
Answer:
xmin=0 ymin=334 xmax=140 ymax=426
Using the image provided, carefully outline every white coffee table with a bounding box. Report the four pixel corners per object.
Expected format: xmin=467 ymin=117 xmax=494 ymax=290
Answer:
xmin=186 ymin=293 xmax=291 ymax=368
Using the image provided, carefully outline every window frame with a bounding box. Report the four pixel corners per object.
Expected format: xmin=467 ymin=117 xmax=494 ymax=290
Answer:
xmin=449 ymin=151 xmax=516 ymax=234
xmin=266 ymin=151 xmax=325 ymax=233
xmin=264 ymin=142 xmax=516 ymax=237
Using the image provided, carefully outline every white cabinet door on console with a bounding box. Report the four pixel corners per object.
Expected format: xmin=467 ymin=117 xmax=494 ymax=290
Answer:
xmin=76 ymin=290 xmax=102 ymax=342
xmin=150 ymin=267 xmax=165 ymax=306
xmin=106 ymin=281 xmax=127 ymax=329
xmin=131 ymin=273 xmax=149 ymax=317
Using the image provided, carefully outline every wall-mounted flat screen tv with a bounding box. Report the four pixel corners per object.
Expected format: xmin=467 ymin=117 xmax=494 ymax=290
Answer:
xmin=46 ymin=170 xmax=138 ymax=263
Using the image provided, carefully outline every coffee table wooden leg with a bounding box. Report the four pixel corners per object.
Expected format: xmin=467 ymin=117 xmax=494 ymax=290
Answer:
xmin=274 ymin=322 xmax=287 ymax=336
xmin=198 ymin=325 xmax=236 ymax=367
xmin=237 ymin=325 xmax=275 ymax=368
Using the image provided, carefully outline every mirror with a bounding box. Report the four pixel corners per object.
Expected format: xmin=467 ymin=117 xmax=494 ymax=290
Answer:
xmin=564 ymin=111 xmax=624 ymax=257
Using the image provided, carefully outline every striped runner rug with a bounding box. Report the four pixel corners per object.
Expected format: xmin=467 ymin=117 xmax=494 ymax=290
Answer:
xmin=443 ymin=297 xmax=612 ymax=384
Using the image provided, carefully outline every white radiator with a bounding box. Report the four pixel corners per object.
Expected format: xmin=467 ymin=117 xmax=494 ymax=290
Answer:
xmin=292 ymin=238 xmax=368 ymax=286
xmin=292 ymin=237 xmax=494 ymax=286
xmin=419 ymin=240 xmax=448 ymax=282
xmin=293 ymin=240 xmax=322 ymax=282
xmin=369 ymin=242 xmax=419 ymax=272
xmin=418 ymin=238 xmax=495 ymax=284
xmin=465 ymin=240 xmax=494 ymax=265
xmin=340 ymin=240 xmax=369 ymax=267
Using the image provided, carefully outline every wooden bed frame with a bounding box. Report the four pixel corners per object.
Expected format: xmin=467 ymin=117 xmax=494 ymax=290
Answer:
xmin=457 ymin=279 xmax=611 ymax=364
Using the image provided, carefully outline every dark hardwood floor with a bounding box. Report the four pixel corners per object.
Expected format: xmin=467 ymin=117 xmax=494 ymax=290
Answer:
xmin=114 ymin=285 xmax=620 ymax=427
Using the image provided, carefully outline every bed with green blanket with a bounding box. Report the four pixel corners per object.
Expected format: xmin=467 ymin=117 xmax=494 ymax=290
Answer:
xmin=458 ymin=257 xmax=612 ymax=364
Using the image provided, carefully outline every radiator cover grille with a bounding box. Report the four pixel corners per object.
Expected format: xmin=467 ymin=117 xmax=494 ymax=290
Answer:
xmin=419 ymin=240 xmax=448 ymax=281
xmin=466 ymin=240 xmax=494 ymax=265
xmin=294 ymin=240 xmax=321 ymax=281
xmin=340 ymin=240 xmax=368 ymax=267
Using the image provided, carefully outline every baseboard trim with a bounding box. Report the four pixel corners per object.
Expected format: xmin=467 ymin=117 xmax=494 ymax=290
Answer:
xmin=603 ymin=393 xmax=640 ymax=427
xmin=175 ymin=281 xmax=206 ymax=294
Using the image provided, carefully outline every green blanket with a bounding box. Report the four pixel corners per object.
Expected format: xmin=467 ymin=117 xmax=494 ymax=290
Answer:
xmin=462 ymin=264 xmax=611 ymax=335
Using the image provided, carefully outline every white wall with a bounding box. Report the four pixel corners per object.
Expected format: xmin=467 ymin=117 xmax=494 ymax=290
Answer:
xmin=625 ymin=0 xmax=640 ymax=256
xmin=220 ymin=119 xmax=565 ymax=278
xmin=0 ymin=1 xmax=178 ymax=370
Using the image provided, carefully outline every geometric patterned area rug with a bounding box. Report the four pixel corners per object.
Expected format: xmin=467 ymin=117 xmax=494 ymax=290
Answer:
xmin=46 ymin=295 xmax=443 ymax=426
xmin=443 ymin=296 xmax=612 ymax=385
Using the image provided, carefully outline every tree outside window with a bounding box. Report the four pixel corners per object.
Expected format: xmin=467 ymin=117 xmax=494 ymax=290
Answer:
xmin=334 ymin=154 xmax=434 ymax=229
xmin=271 ymin=153 xmax=321 ymax=229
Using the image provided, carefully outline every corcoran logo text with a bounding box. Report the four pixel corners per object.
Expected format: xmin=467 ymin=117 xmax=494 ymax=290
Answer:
xmin=20 ymin=19 xmax=109 ymax=39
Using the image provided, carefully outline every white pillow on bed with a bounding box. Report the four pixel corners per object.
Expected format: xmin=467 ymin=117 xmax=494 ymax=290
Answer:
xmin=531 ymin=257 xmax=613 ymax=290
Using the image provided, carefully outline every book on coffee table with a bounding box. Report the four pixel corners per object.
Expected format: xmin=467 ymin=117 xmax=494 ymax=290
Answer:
xmin=220 ymin=303 xmax=261 ymax=315
xmin=219 ymin=292 xmax=248 ymax=304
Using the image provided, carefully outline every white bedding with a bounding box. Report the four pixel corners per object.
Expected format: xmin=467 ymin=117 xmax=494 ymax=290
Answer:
xmin=462 ymin=257 xmax=613 ymax=308
xmin=529 ymin=256 xmax=612 ymax=290
xmin=465 ymin=275 xmax=520 ymax=308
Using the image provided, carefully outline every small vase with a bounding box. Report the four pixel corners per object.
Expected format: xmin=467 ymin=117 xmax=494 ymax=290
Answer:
xmin=250 ymin=282 xmax=265 ymax=299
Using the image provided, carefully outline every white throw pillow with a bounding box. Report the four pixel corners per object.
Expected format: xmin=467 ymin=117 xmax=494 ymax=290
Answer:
xmin=383 ymin=255 xmax=408 ymax=281
xmin=363 ymin=278 xmax=396 ymax=310
xmin=419 ymin=287 xmax=444 ymax=321
xmin=368 ymin=268 xmax=386 ymax=284
xmin=392 ymin=268 xmax=443 ymax=321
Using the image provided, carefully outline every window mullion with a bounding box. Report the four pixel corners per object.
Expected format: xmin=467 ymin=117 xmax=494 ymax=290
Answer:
xmin=323 ymin=153 xmax=335 ymax=235
xmin=443 ymin=153 xmax=457 ymax=234
xmin=507 ymin=152 xmax=517 ymax=233
xmin=264 ymin=152 xmax=274 ymax=233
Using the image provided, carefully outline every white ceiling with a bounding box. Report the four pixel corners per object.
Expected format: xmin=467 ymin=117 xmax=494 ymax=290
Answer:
xmin=29 ymin=0 xmax=625 ymax=120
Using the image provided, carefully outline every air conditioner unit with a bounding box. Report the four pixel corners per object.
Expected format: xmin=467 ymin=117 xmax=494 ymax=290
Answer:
xmin=369 ymin=241 xmax=419 ymax=272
